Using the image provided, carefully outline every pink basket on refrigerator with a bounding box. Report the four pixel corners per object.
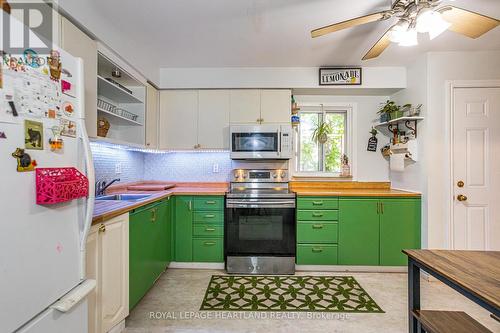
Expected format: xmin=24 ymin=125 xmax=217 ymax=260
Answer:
xmin=36 ymin=167 xmax=89 ymax=205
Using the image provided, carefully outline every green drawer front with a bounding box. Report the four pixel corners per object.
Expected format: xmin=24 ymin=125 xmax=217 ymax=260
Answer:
xmin=193 ymin=197 xmax=224 ymax=211
xmin=296 ymin=244 xmax=338 ymax=265
xmin=297 ymin=210 xmax=338 ymax=221
xmin=297 ymin=222 xmax=338 ymax=243
xmin=297 ymin=197 xmax=339 ymax=210
xmin=193 ymin=211 xmax=223 ymax=223
xmin=193 ymin=224 xmax=224 ymax=237
xmin=193 ymin=238 xmax=223 ymax=262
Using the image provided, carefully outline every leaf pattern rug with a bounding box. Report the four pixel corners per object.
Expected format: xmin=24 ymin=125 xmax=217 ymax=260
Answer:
xmin=200 ymin=275 xmax=384 ymax=313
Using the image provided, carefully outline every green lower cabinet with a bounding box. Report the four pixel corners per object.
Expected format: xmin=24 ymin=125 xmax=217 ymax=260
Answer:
xmin=380 ymin=199 xmax=421 ymax=266
xmin=339 ymin=199 xmax=380 ymax=266
xmin=297 ymin=244 xmax=338 ymax=265
xmin=297 ymin=222 xmax=338 ymax=243
xmin=193 ymin=238 xmax=223 ymax=262
xmin=174 ymin=196 xmax=193 ymax=262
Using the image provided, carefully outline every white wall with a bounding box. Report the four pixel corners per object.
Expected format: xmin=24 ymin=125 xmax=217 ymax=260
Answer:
xmin=159 ymin=67 xmax=406 ymax=90
xmin=391 ymin=50 xmax=500 ymax=250
xmin=295 ymin=95 xmax=390 ymax=182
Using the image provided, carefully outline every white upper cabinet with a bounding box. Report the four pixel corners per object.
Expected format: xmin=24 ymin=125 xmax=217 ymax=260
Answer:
xmin=198 ymin=90 xmax=230 ymax=149
xmin=229 ymin=90 xmax=261 ymax=123
xmin=60 ymin=17 xmax=98 ymax=137
xmin=145 ymin=84 xmax=159 ymax=149
xmin=260 ymin=90 xmax=291 ymax=123
xmin=159 ymin=90 xmax=198 ymax=150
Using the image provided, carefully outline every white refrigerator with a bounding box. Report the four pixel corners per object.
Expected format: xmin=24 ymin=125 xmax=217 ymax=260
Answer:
xmin=0 ymin=23 xmax=95 ymax=333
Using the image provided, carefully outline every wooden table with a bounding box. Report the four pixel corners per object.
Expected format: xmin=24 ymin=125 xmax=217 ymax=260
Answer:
xmin=403 ymin=250 xmax=500 ymax=333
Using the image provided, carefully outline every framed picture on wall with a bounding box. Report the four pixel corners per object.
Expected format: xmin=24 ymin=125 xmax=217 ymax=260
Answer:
xmin=319 ymin=67 xmax=362 ymax=86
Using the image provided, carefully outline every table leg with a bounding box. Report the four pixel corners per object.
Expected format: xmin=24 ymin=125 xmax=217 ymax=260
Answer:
xmin=408 ymin=258 xmax=420 ymax=333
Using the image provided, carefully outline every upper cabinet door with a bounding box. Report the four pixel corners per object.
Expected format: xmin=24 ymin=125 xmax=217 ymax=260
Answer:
xmin=60 ymin=17 xmax=98 ymax=137
xmin=229 ymin=90 xmax=261 ymax=123
xmin=198 ymin=90 xmax=230 ymax=149
xmin=260 ymin=89 xmax=291 ymax=123
xmin=159 ymin=90 xmax=198 ymax=150
xmin=145 ymin=84 xmax=159 ymax=149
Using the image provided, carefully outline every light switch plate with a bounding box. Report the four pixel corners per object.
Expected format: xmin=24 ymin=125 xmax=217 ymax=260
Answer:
xmin=212 ymin=163 xmax=219 ymax=173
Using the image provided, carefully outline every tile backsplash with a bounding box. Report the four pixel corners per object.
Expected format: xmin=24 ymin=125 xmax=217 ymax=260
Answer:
xmin=144 ymin=152 xmax=233 ymax=182
xmin=91 ymin=144 xmax=290 ymax=184
xmin=91 ymin=143 xmax=145 ymax=183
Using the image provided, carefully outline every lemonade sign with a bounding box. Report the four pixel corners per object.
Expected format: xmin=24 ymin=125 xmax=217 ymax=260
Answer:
xmin=319 ymin=67 xmax=362 ymax=86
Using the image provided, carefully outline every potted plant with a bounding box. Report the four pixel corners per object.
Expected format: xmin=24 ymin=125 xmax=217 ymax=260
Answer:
xmin=311 ymin=121 xmax=332 ymax=144
xmin=378 ymin=100 xmax=403 ymax=122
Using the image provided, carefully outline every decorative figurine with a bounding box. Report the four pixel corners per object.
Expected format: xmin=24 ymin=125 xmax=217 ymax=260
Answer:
xmin=12 ymin=148 xmax=37 ymax=172
xmin=47 ymin=50 xmax=62 ymax=81
xmin=49 ymin=126 xmax=64 ymax=151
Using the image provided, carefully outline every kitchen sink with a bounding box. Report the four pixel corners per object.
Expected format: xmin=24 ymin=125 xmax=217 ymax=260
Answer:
xmin=96 ymin=194 xmax=153 ymax=201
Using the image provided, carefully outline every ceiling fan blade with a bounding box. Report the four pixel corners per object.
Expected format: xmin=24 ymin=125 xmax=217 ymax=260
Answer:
xmin=311 ymin=11 xmax=391 ymax=38
xmin=362 ymin=25 xmax=394 ymax=60
xmin=437 ymin=5 xmax=500 ymax=39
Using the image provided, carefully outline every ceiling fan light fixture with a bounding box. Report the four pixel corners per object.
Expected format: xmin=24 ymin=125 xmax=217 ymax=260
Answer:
xmin=388 ymin=21 xmax=410 ymax=43
xmin=398 ymin=28 xmax=418 ymax=46
xmin=416 ymin=10 xmax=451 ymax=40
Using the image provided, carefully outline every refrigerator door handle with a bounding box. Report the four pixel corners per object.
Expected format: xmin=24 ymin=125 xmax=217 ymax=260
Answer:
xmin=50 ymin=279 xmax=96 ymax=313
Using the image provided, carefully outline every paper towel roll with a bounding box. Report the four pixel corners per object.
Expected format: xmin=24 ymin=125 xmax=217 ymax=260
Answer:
xmin=390 ymin=153 xmax=405 ymax=171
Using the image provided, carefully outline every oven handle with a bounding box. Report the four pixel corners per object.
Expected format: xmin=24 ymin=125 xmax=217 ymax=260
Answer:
xmin=226 ymin=200 xmax=296 ymax=208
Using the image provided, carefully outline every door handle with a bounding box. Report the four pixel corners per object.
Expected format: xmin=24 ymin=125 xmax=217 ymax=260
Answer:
xmin=188 ymin=200 xmax=192 ymax=211
xmin=377 ymin=202 xmax=379 ymax=214
xmin=204 ymin=241 xmax=216 ymax=246
xmin=381 ymin=202 xmax=384 ymax=214
xmin=457 ymin=194 xmax=467 ymax=202
xmin=151 ymin=208 xmax=157 ymax=222
xmin=312 ymin=201 xmax=323 ymax=206
xmin=312 ymin=212 xmax=323 ymax=217
xmin=98 ymin=224 xmax=106 ymax=233
xmin=312 ymin=224 xmax=324 ymax=229
xmin=205 ymin=227 xmax=216 ymax=232
xmin=312 ymin=247 xmax=323 ymax=253
xmin=204 ymin=214 xmax=215 ymax=218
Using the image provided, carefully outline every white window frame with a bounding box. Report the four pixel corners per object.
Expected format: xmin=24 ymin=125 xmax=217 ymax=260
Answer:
xmin=292 ymin=103 xmax=356 ymax=179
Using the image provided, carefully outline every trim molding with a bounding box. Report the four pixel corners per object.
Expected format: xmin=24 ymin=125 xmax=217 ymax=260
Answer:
xmin=295 ymin=265 xmax=407 ymax=273
xmin=169 ymin=262 xmax=225 ymax=269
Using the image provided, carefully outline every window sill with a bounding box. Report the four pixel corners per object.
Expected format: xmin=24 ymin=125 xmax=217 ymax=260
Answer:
xmin=292 ymin=173 xmax=354 ymax=181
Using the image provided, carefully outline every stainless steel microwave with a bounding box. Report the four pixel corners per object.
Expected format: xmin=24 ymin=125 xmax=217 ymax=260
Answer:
xmin=230 ymin=124 xmax=293 ymax=160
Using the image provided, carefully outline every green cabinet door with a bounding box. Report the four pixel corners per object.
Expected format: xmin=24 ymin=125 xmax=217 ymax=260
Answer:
xmin=339 ymin=198 xmax=380 ymax=265
xmin=379 ymin=198 xmax=421 ymax=266
xmin=155 ymin=200 xmax=169 ymax=272
xmin=174 ymin=196 xmax=193 ymax=262
xmin=129 ymin=206 xmax=153 ymax=310
xmin=165 ymin=198 xmax=172 ymax=266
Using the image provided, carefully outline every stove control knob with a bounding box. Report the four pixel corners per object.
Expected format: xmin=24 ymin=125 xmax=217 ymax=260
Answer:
xmin=272 ymin=172 xmax=278 ymax=178
xmin=242 ymin=173 xmax=247 ymax=179
xmin=281 ymin=171 xmax=287 ymax=178
xmin=234 ymin=173 xmax=240 ymax=179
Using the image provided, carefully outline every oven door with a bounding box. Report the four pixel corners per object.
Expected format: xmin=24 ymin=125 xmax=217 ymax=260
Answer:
xmin=225 ymin=198 xmax=296 ymax=257
xmin=230 ymin=125 xmax=281 ymax=159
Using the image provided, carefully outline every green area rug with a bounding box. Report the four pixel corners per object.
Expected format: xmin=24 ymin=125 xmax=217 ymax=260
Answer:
xmin=200 ymin=275 xmax=384 ymax=313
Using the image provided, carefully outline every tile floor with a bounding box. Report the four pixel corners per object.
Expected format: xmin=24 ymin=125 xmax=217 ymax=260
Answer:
xmin=125 ymin=269 xmax=499 ymax=333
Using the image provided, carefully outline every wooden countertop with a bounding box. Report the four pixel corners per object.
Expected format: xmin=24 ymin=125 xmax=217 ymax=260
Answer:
xmin=92 ymin=182 xmax=228 ymax=224
xmin=291 ymin=181 xmax=421 ymax=197
xmin=294 ymin=188 xmax=420 ymax=197
xmin=403 ymin=249 xmax=500 ymax=311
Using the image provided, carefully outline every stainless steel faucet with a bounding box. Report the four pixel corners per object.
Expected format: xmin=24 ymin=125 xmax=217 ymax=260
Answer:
xmin=95 ymin=178 xmax=120 ymax=196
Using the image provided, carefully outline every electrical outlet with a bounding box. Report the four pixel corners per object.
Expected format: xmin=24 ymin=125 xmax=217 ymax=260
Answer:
xmin=115 ymin=162 xmax=122 ymax=175
xmin=212 ymin=163 xmax=219 ymax=173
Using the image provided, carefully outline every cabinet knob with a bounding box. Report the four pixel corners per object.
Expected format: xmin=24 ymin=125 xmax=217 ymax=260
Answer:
xmin=146 ymin=143 xmax=150 ymax=146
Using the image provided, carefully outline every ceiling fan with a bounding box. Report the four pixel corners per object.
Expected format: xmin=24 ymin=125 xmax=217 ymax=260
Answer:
xmin=311 ymin=0 xmax=500 ymax=60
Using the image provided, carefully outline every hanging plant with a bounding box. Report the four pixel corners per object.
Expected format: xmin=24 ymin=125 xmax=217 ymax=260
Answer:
xmin=311 ymin=121 xmax=332 ymax=144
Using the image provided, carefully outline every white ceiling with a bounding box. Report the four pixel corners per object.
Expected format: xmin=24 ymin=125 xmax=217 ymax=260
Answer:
xmin=60 ymin=0 xmax=500 ymax=84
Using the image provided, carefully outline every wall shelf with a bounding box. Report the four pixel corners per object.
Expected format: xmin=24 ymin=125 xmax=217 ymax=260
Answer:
xmin=97 ymin=75 xmax=143 ymax=104
xmin=374 ymin=116 xmax=424 ymax=138
xmin=97 ymin=108 xmax=142 ymax=126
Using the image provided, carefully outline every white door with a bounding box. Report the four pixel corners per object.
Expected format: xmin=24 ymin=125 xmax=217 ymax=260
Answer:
xmin=453 ymin=87 xmax=500 ymax=250
xmin=198 ymin=90 xmax=230 ymax=149
xmin=260 ymin=90 xmax=291 ymax=123
xmin=100 ymin=215 xmax=129 ymax=332
xmin=159 ymin=90 xmax=198 ymax=149
xmin=229 ymin=90 xmax=261 ymax=123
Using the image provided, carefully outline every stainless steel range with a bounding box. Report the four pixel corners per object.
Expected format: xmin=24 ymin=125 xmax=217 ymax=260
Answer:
xmin=225 ymin=169 xmax=296 ymax=275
